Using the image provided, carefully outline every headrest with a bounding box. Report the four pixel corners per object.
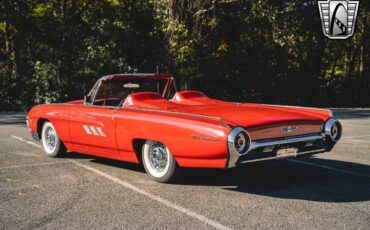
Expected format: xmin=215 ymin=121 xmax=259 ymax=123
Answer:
xmin=172 ymin=91 xmax=208 ymax=102
xmin=122 ymin=92 xmax=173 ymax=108
xmin=173 ymin=90 xmax=208 ymax=101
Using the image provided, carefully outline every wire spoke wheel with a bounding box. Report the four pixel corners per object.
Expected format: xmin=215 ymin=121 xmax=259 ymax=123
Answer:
xmin=142 ymin=140 xmax=180 ymax=183
xmin=41 ymin=122 xmax=66 ymax=157
xmin=44 ymin=126 xmax=57 ymax=151
xmin=148 ymin=142 xmax=169 ymax=172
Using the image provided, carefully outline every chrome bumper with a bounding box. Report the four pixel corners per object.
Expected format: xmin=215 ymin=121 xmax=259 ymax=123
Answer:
xmin=30 ymin=131 xmax=40 ymax=141
xmin=226 ymin=133 xmax=332 ymax=168
xmin=250 ymin=133 xmax=325 ymax=150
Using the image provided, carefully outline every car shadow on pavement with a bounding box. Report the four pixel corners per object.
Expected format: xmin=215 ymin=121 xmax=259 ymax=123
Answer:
xmin=67 ymin=151 xmax=370 ymax=203
xmin=175 ymin=157 xmax=370 ymax=203
xmin=90 ymin=157 xmax=145 ymax=172
xmin=62 ymin=151 xmax=96 ymax=160
xmin=65 ymin=152 xmax=145 ymax=172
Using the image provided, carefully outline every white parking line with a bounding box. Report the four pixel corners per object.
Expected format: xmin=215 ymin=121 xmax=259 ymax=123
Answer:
xmin=0 ymin=161 xmax=71 ymax=170
xmin=343 ymin=135 xmax=370 ymax=139
xmin=71 ymin=160 xmax=231 ymax=230
xmin=341 ymin=124 xmax=368 ymax=128
xmin=288 ymin=159 xmax=370 ymax=178
xmin=10 ymin=135 xmax=231 ymax=230
xmin=11 ymin=135 xmax=42 ymax=149
xmin=14 ymin=152 xmax=41 ymax=157
xmin=343 ymin=139 xmax=370 ymax=144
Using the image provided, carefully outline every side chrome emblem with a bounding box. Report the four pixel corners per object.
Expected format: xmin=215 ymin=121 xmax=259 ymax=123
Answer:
xmin=282 ymin=126 xmax=298 ymax=133
xmin=83 ymin=125 xmax=106 ymax=137
xmin=318 ymin=0 xmax=359 ymax=39
xmin=192 ymin=135 xmax=219 ymax=142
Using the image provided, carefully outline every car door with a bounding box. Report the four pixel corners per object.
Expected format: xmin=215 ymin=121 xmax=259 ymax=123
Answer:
xmin=69 ymin=105 xmax=118 ymax=156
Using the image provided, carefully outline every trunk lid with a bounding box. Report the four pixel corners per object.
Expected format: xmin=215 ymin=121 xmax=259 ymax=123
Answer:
xmin=171 ymin=104 xmax=325 ymax=140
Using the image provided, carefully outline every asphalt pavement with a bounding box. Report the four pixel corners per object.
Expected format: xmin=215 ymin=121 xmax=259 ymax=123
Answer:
xmin=0 ymin=109 xmax=369 ymax=229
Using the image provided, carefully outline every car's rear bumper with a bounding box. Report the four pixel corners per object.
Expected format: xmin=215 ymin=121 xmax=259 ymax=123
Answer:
xmin=226 ymin=133 xmax=334 ymax=168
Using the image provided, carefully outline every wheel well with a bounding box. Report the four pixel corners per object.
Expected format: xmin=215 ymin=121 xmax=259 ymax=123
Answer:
xmin=132 ymin=139 xmax=146 ymax=163
xmin=37 ymin=118 xmax=49 ymax=138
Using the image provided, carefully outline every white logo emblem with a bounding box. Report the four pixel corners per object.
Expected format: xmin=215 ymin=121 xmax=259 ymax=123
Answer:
xmin=282 ymin=126 xmax=298 ymax=133
xmin=83 ymin=125 xmax=106 ymax=137
xmin=318 ymin=0 xmax=359 ymax=39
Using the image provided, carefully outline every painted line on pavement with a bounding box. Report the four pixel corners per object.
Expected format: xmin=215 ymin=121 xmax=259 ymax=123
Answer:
xmin=14 ymin=152 xmax=42 ymax=157
xmin=343 ymin=139 xmax=370 ymax=144
xmin=0 ymin=161 xmax=71 ymax=170
xmin=288 ymin=159 xmax=370 ymax=178
xmin=10 ymin=135 xmax=231 ymax=230
xmin=341 ymin=124 xmax=368 ymax=128
xmin=70 ymin=160 xmax=231 ymax=230
xmin=11 ymin=135 xmax=42 ymax=149
xmin=343 ymin=135 xmax=370 ymax=139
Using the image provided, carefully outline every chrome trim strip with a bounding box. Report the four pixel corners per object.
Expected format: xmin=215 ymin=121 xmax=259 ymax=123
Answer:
xmin=122 ymin=107 xmax=230 ymax=128
xmin=250 ymin=133 xmax=325 ymax=150
xmin=240 ymin=148 xmax=326 ymax=164
xmin=44 ymin=103 xmax=230 ymax=128
xmin=90 ymin=80 xmax=102 ymax=105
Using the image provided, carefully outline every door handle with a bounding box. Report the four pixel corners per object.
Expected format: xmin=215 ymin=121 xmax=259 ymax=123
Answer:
xmin=110 ymin=108 xmax=117 ymax=119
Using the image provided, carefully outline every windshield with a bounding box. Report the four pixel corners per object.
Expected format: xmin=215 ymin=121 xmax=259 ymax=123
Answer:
xmin=93 ymin=78 xmax=169 ymax=106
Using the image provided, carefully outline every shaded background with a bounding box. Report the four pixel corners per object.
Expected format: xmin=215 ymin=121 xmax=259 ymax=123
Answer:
xmin=0 ymin=0 xmax=369 ymax=111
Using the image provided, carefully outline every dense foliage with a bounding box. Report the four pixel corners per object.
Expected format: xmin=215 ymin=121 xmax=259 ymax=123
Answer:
xmin=0 ymin=0 xmax=369 ymax=111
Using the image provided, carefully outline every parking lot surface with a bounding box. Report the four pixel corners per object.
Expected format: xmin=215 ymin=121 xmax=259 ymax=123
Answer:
xmin=0 ymin=109 xmax=369 ymax=229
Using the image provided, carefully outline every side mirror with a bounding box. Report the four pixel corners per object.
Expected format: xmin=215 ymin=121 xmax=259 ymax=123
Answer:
xmin=84 ymin=95 xmax=92 ymax=105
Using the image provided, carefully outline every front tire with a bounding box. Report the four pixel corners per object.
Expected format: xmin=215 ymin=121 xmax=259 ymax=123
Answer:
xmin=41 ymin=121 xmax=66 ymax=157
xmin=142 ymin=140 xmax=180 ymax=183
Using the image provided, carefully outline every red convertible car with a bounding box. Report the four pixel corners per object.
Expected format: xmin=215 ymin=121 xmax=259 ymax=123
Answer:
xmin=27 ymin=73 xmax=342 ymax=182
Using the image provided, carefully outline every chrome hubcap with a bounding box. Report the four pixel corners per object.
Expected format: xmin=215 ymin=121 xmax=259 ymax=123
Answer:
xmin=235 ymin=133 xmax=246 ymax=153
xmin=331 ymin=123 xmax=338 ymax=140
xmin=148 ymin=143 xmax=168 ymax=172
xmin=45 ymin=127 xmax=56 ymax=151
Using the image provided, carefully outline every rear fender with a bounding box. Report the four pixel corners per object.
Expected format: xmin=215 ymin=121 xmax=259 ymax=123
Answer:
xmin=116 ymin=109 xmax=230 ymax=168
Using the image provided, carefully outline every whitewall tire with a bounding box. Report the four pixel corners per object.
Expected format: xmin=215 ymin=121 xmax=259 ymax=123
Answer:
xmin=142 ymin=140 xmax=180 ymax=183
xmin=41 ymin=121 xmax=66 ymax=157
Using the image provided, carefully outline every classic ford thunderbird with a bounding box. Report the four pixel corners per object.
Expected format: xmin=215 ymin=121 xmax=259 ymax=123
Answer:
xmin=27 ymin=73 xmax=342 ymax=182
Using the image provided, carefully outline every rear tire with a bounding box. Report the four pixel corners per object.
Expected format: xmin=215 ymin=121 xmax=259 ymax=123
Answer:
xmin=142 ymin=140 xmax=180 ymax=183
xmin=41 ymin=122 xmax=66 ymax=157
